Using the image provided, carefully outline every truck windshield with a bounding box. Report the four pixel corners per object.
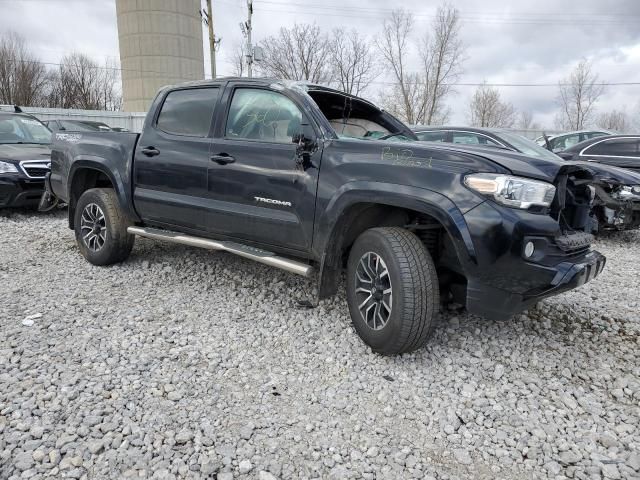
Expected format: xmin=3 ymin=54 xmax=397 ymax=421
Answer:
xmin=305 ymin=89 xmax=415 ymax=142
xmin=0 ymin=115 xmax=52 ymax=144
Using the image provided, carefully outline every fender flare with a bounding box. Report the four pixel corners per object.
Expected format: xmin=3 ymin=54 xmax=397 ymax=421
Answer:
xmin=314 ymin=181 xmax=479 ymax=299
xmin=67 ymin=158 xmax=139 ymax=226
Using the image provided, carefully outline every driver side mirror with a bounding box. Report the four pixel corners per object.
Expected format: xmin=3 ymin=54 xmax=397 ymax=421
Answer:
xmin=292 ymin=123 xmax=317 ymax=171
xmin=292 ymin=123 xmax=316 ymax=151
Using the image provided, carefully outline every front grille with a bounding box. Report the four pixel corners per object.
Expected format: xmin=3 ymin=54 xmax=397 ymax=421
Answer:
xmin=525 ymin=235 xmax=592 ymax=267
xmin=23 ymin=166 xmax=48 ymax=177
xmin=555 ymin=232 xmax=593 ymax=252
xmin=551 ymin=244 xmax=590 ymax=259
xmin=19 ymin=160 xmax=50 ymax=179
xmin=546 ymin=237 xmax=590 ymax=263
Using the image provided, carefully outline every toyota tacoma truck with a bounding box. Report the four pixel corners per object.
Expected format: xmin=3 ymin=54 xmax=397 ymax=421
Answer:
xmin=43 ymin=78 xmax=606 ymax=355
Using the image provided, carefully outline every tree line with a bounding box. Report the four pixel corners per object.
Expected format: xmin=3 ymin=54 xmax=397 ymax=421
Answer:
xmin=243 ymin=6 xmax=634 ymax=132
xmin=0 ymin=33 xmax=121 ymax=110
xmin=1 ymin=9 xmax=636 ymax=132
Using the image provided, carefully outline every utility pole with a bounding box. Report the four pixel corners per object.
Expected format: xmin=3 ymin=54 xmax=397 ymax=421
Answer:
xmin=205 ymin=0 xmax=217 ymax=78
xmin=246 ymin=0 xmax=253 ymax=77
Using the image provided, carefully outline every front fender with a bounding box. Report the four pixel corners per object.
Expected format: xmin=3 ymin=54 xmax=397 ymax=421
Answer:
xmin=314 ymin=181 xmax=480 ymax=269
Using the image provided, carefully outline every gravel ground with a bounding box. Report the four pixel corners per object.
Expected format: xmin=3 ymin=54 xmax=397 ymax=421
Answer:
xmin=1 ymin=209 xmax=639 ymax=480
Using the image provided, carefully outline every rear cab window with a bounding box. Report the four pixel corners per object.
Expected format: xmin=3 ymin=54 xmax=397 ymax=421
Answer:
xmin=157 ymin=88 xmax=220 ymax=137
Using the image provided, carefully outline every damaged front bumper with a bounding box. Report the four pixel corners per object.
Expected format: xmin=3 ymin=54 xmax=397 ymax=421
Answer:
xmin=466 ymin=249 xmax=605 ymax=320
xmin=459 ymin=200 xmax=606 ymax=321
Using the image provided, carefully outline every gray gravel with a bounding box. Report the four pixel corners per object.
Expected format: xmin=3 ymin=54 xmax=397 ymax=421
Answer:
xmin=1 ymin=209 xmax=639 ymax=480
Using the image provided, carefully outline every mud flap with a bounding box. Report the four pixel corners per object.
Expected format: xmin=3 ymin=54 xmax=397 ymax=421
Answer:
xmin=38 ymin=190 xmax=58 ymax=212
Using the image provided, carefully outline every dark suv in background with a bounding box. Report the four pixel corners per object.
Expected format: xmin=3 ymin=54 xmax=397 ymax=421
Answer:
xmin=556 ymin=135 xmax=640 ymax=173
xmin=0 ymin=106 xmax=52 ymax=208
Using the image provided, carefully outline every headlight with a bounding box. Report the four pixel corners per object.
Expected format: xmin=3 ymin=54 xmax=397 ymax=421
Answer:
xmin=0 ymin=161 xmax=19 ymax=174
xmin=464 ymin=173 xmax=556 ymax=209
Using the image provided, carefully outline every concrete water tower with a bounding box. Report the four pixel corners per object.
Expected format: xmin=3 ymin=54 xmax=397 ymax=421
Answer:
xmin=116 ymin=0 xmax=205 ymax=112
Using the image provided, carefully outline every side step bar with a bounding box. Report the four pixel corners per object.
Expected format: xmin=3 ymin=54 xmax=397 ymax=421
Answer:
xmin=127 ymin=226 xmax=314 ymax=278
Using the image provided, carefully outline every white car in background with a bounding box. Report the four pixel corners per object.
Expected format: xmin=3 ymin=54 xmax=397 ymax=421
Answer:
xmin=536 ymin=129 xmax=613 ymax=152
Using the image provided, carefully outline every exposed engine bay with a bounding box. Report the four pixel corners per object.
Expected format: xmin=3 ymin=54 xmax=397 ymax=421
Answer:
xmin=551 ymin=166 xmax=595 ymax=233
xmin=551 ymin=165 xmax=640 ymax=233
xmin=591 ymin=183 xmax=640 ymax=231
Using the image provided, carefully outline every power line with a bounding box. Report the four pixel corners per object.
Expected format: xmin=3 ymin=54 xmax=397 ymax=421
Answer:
xmin=369 ymin=81 xmax=640 ymax=87
xmin=9 ymin=59 xmax=202 ymax=81
xmin=252 ymin=0 xmax=640 ymax=26
xmin=9 ymin=58 xmax=640 ymax=88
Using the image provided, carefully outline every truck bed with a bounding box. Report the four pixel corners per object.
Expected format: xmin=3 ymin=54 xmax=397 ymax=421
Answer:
xmin=50 ymin=131 xmax=140 ymax=217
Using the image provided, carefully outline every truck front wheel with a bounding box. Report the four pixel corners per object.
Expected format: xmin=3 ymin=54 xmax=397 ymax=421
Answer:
xmin=74 ymin=188 xmax=134 ymax=266
xmin=346 ymin=227 xmax=439 ymax=355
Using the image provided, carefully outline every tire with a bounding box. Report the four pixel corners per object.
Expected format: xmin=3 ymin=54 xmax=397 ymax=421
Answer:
xmin=74 ymin=188 xmax=134 ymax=266
xmin=346 ymin=227 xmax=439 ymax=355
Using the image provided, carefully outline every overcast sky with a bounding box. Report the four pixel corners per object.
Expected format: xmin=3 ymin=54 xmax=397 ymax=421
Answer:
xmin=1 ymin=0 xmax=640 ymax=127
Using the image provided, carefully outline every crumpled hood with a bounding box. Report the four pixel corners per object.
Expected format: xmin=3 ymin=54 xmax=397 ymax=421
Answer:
xmin=408 ymin=143 xmax=566 ymax=181
xmin=0 ymin=144 xmax=51 ymax=164
xmin=404 ymin=143 xmax=640 ymax=187
xmin=571 ymin=160 xmax=640 ymax=186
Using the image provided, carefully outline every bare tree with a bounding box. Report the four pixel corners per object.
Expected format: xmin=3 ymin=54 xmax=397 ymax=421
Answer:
xmin=516 ymin=111 xmax=542 ymax=131
xmin=376 ymin=6 xmax=464 ymax=125
xmin=329 ymin=28 xmax=378 ymax=96
xmin=518 ymin=111 xmax=533 ymax=130
xmin=469 ymin=83 xmax=516 ymax=128
xmin=0 ymin=32 xmax=48 ymax=106
xmin=419 ymin=4 xmax=464 ymax=125
xmin=375 ymin=10 xmax=421 ymax=123
xmin=596 ymin=109 xmax=628 ymax=132
xmin=228 ymin=41 xmax=246 ymax=77
xmin=258 ymin=23 xmax=332 ymax=83
xmin=557 ymin=59 xmax=604 ymax=130
xmin=97 ymin=58 xmax=122 ymax=111
xmin=47 ymin=53 xmax=121 ymax=110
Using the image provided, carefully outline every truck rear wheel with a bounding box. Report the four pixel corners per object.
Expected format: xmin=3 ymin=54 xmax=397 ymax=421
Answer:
xmin=74 ymin=188 xmax=134 ymax=266
xmin=346 ymin=227 xmax=439 ymax=355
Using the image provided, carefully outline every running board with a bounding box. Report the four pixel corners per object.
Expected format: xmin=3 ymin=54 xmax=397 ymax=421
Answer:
xmin=127 ymin=226 xmax=314 ymax=278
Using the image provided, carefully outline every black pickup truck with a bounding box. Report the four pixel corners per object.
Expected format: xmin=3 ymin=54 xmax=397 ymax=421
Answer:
xmin=43 ymin=78 xmax=606 ymax=354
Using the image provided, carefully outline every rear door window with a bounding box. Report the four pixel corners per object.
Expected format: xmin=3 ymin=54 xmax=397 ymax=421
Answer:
xmin=451 ymin=132 xmax=500 ymax=146
xmin=551 ymin=134 xmax=580 ymax=151
xmin=415 ymin=131 xmax=448 ymax=142
xmin=583 ymin=131 xmax=608 ymax=140
xmin=156 ymin=88 xmax=220 ymax=137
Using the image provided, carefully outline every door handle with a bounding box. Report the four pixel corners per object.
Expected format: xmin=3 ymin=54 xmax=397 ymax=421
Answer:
xmin=141 ymin=146 xmax=160 ymax=157
xmin=211 ymin=154 xmax=235 ymax=165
